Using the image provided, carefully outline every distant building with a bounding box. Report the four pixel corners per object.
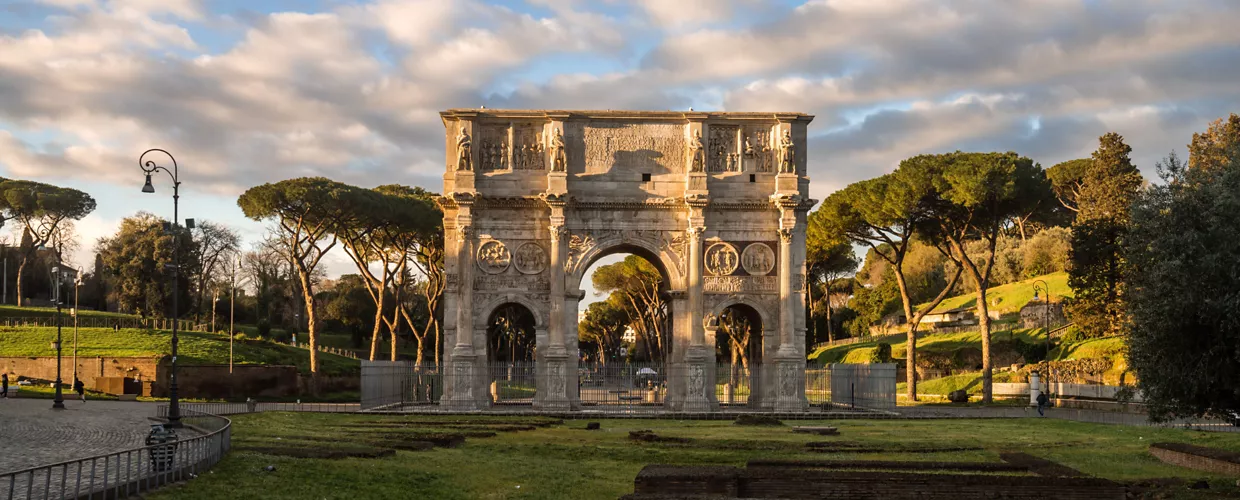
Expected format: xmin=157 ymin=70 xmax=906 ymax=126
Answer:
xmin=621 ymin=326 xmax=637 ymax=344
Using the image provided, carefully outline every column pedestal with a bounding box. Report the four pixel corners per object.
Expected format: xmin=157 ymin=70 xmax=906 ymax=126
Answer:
xmin=681 ymin=345 xmax=712 ymax=412
xmin=772 ymin=352 xmax=805 ymax=413
xmin=537 ymin=351 xmax=572 ymax=411
xmin=442 ymin=350 xmax=484 ymax=410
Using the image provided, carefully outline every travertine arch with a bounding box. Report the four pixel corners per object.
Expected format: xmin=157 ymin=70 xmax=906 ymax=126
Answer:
xmin=438 ymin=109 xmax=814 ymax=412
xmin=473 ymin=294 xmax=548 ymax=330
xmin=706 ymin=295 xmax=774 ymax=332
xmin=565 ymin=237 xmax=685 ymax=294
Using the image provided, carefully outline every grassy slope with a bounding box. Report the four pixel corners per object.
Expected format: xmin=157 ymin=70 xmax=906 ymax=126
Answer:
xmin=0 ymin=304 xmax=139 ymax=319
xmin=148 ymin=413 xmax=1240 ymax=500
xmin=811 ymin=327 xmax=1045 ymax=364
xmin=923 ymin=271 xmax=1072 ymax=315
xmin=0 ymin=327 xmax=359 ymax=375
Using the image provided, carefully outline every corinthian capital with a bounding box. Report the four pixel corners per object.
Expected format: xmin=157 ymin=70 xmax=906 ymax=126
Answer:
xmin=456 ymin=225 xmax=474 ymax=244
xmin=550 ymin=225 xmax=568 ymax=243
xmin=778 ymin=227 xmax=794 ymax=243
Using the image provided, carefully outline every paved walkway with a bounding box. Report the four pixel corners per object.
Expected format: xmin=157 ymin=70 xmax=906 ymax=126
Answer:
xmin=0 ymin=399 xmax=160 ymax=474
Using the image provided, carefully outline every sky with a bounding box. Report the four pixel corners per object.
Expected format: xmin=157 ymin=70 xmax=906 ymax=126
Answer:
xmin=2 ymin=0 xmax=1239 ymax=310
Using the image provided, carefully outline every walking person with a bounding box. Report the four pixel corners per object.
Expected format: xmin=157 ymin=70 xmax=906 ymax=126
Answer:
xmin=2 ymin=373 xmax=8 ymax=399
xmin=1036 ymin=391 xmax=1049 ymax=417
xmin=74 ymin=377 xmax=86 ymax=403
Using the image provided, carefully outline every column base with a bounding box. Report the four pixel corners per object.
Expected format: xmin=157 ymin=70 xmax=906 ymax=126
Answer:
xmin=442 ymin=355 xmax=485 ymax=411
xmin=772 ymin=356 xmax=807 ymax=413
xmin=535 ymin=354 xmax=572 ymax=411
xmin=680 ymin=346 xmax=712 ymax=413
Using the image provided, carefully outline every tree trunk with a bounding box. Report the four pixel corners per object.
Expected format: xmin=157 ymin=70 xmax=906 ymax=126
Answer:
xmin=15 ymin=256 xmax=28 ymax=307
xmin=975 ymin=285 xmax=992 ymax=403
xmin=806 ymin=277 xmax=815 ymax=344
xmin=296 ymin=270 xmax=319 ymax=377
xmin=824 ymin=284 xmax=834 ymax=342
xmin=369 ymin=292 xmax=384 ymax=361
xmin=892 ymin=270 xmax=918 ymax=401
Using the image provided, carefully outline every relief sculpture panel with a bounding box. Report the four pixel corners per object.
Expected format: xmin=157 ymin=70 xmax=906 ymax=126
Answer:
xmin=741 ymin=243 xmax=776 ymax=276
xmin=477 ymin=240 xmax=511 ymax=274
xmin=705 ymin=242 xmax=739 ymax=276
xmin=708 ymin=125 xmax=739 ymax=173
xmin=479 ymin=124 xmax=508 ymax=172
xmin=512 ymin=124 xmax=545 ymax=170
xmin=704 ymin=275 xmax=778 ymax=294
xmin=581 ymin=122 xmax=685 ymax=173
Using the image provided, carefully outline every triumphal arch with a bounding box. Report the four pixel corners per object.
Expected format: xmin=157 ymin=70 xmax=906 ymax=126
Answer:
xmin=438 ymin=109 xmax=814 ymax=412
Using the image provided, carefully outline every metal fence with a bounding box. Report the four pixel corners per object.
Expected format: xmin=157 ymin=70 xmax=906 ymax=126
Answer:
xmin=360 ymin=361 xmax=897 ymax=413
xmin=0 ymin=316 xmax=202 ymax=332
xmin=827 ymin=363 xmax=898 ymax=411
xmin=2 ymin=408 xmax=230 ymax=500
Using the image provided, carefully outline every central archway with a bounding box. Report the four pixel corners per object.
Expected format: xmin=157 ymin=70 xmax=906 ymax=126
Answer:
xmin=572 ymin=243 xmax=677 ymax=408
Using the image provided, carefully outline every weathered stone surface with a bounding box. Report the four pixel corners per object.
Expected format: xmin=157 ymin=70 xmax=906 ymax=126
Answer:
xmin=438 ymin=110 xmax=814 ymax=412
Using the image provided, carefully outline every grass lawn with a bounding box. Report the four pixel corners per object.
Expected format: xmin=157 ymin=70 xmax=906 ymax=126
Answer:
xmin=897 ymin=370 xmax=1022 ymax=396
xmin=0 ymin=304 xmax=139 ymax=319
xmin=923 ymin=271 xmax=1072 ymax=315
xmin=148 ymin=413 xmax=1240 ymax=500
xmin=0 ymin=327 xmax=359 ymax=375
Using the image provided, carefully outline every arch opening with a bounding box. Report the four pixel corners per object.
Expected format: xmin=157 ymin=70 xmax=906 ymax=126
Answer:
xmin=713 ymin=303 xmax=765 ymax=407
xmin=576 ymin=247 xmax=675 ymax=407
xmin=485 ymin=302 xmax=538 ymax=405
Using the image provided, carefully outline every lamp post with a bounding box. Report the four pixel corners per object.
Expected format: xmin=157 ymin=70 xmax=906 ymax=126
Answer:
xmin=229 ymin=254 xmax=246 ymax=374
xmin=73 ymin=275 xmax=81 ymax=383
xmin=1031 ymin=279 xmax=1051 ymax=356
xmin=139 ymin=148 xmax=184 ymax=428
xmin=51 ymin=264 xmax=65 ymax=410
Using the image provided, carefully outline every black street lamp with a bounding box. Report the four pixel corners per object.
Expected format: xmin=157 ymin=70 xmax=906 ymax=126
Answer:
xmin=139 ymin=149 xmax=185 ymax=428
xmin=51 ymin=263 xmax=66 ymax=410
xmin=1031 ymin=279 xmax=1051 ymax=357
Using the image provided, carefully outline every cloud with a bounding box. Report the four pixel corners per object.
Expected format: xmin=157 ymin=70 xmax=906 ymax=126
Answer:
xmin=2 ymin=0 xmax=1239 ymax=275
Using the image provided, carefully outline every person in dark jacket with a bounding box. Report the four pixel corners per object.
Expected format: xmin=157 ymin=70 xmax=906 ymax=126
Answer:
xmin=2 ymin=373 xmax=8 ymax=399
xmin=1036 ymin=391 xmax=1049 ymax=417
xmin=73 ymin=377 xmax=86 ymax=402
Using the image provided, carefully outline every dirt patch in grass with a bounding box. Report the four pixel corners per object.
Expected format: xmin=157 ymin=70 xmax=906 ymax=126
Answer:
xmin=1150 ymin=442 xmax=1240 ymax=464
xmin=629 ymin=430 xmax=692 ymax=444
xmin=345 ymin=431 xmax=468 ymax=448
xmin=237 ymin=445 xmax=396 ymax=459
xmin=999 ymin=452 xmax=1087 ymax=477
xmin=337 ymin=423 xmax=535 ymax=432
xmin=356 ymin=418 xmax=563 ymax=428
xmin=805 ymin=441 xmax=984 ymax=453
xmin=733 ymin=415 xmax=783 ymax=426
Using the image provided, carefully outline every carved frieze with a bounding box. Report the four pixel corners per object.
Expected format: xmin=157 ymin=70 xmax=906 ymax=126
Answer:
xmin=659 ymin=231 xmax=687 ymax=275
xmin=708 ymin=125 xmax=739 ymax=173
xmin=793 ymin=273 xmax=806 ymax=293
xmin=741 ymin=243 xmax=776 ymax=276
xmin=477 ymin=240 xmax=511 ymax=274
xmin=704 ymin=275 xmax=778 ymax=294
xmin=513 ymin=124 xmax=545 ymax=170
xmin=744 ymin=125 xmax=772 ymax=173
xmin=779 ymin=362 xmax=797 ymax=398
xmin=445 ymin=272 xmax=459 ymax=292
xmin=474 ymin=274 xmax=550 ymax=291
xmin=581 ymin=122 xmax=685 ymax=173
xmin=705 ymin=242 xmax=739 ymax=276
xmin=688 ymin=363 xmax=705 ymax=397
xmin=564 ymin=234 xmax=595 ymax=273
xmin=479 ymin=125 xmax=508 ymax=172
xmin=513 ymin=242 xmax=548 ymax=275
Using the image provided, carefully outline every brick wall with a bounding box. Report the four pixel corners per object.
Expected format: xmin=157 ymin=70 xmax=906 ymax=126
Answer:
xmin=1149 ymin=444 xmax=1240 ymax=476
xmin=630 ymin=466 xmax=1126 ymax=500
xmin=0 ymin=356 xmax=161 ymax=389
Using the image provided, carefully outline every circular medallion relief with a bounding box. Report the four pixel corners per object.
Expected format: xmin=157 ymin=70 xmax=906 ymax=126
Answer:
xmin=704 ymin=242 xmax=739 ymax=276
xmin=741 ymin=243 xmax=776 ymax=276
xmin=477 ymin=240 xmax=511 ymax=275
xmin=513 ymin=242 xmax=548 ymax=275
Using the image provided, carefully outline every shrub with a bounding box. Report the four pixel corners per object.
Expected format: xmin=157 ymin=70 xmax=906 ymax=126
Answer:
xmin=869 ymin=342 xmax=893 ymax=363
xmin=257 ymin=321 xmax=272 ymax=338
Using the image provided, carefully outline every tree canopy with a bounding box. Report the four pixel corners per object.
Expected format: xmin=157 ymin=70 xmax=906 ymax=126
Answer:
xmin=0 ymin=179 xmax=96 ymax=302
xmin=1126 ymin=149 xmax=1240 ymax=422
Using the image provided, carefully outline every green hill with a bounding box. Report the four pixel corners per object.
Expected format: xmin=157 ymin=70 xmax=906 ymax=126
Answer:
xmin=0 ymin=304 xmax=140 ymax=320
xmin=920 ymin=271 xmax=1072 ymax=315
xmin=0 ymin=327 xmax=358 ymax=375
